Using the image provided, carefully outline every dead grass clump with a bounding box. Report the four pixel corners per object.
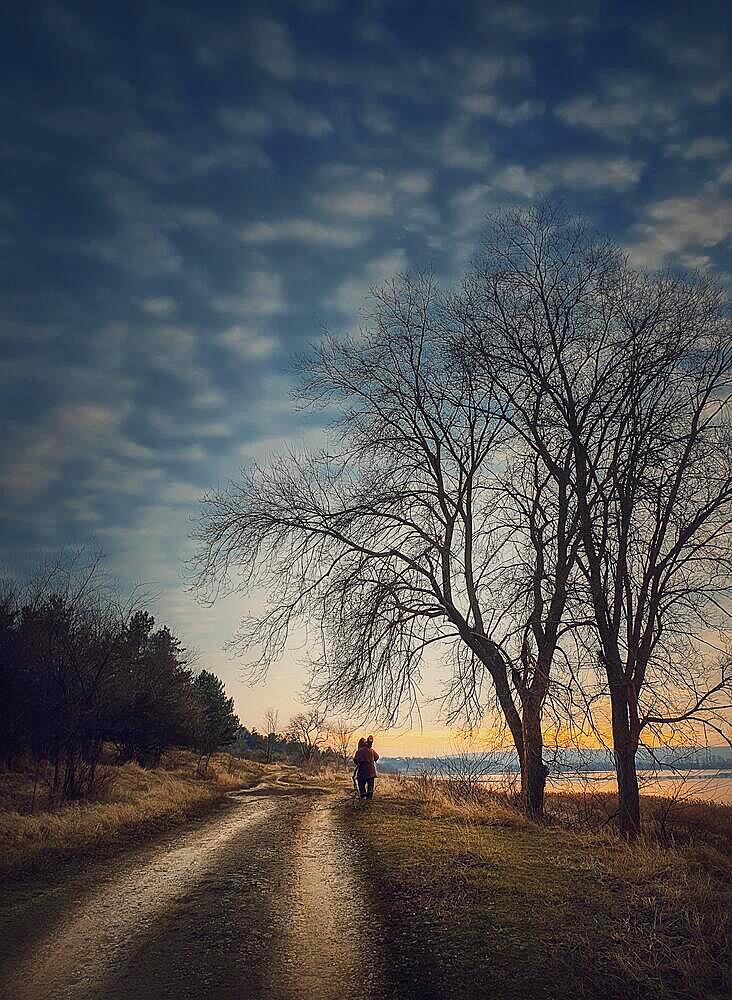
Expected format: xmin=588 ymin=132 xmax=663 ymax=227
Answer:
xmin=544 ymin=787 xmax=732 ymax=852
xmin=378 ymin=772 xmax=531 ymax=830
xmin=597 ymin=839 xmax=731 ymax=997
xmin=0 ymin=752 xmax=269 ymax=877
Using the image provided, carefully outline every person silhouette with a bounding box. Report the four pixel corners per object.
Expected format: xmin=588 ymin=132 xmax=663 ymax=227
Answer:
xmin=353 ymin=735 xmax=379 ymax=799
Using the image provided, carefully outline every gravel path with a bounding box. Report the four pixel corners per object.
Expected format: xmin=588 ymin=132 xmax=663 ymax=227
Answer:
xmin=0 ymin=782 xmax=383 ymax=1000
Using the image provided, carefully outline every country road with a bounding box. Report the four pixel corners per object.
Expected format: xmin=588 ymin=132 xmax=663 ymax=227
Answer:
xmin=0 ymin=779 xmax=384 ymax=1000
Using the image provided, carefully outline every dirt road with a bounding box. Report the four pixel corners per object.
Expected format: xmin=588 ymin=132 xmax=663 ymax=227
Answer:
xmin=0 ymin=779 xmax=383 ymax=1000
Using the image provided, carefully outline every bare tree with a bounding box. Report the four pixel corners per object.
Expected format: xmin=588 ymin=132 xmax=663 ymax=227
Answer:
xmin=263 ymin=707 xmax=279 ymax=763
xmin=329 ymin=719 xmax=356 ymax=769
xmin=461 ymin=205 xmax=732 ymax=837
xmin=286 ymin=709 xmax=326 ymax=764
xmin=191 ymin=274 xmax=582 ymax=819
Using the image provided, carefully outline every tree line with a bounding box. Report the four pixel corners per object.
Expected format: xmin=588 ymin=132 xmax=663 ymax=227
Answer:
xmin=192 ymin=204 xmax=732 ymax=839
xmin=0 ymin=555 xmax=239 ymax=807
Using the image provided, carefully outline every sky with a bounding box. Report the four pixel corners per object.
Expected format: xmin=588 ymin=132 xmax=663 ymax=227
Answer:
xmin=2 ymin=1 xmax=732 ymax=754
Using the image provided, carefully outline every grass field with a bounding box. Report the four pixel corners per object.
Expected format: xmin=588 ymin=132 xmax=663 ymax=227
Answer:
xmin=0 ymin=750 xmax=271 ymax=878
xmin=340 ymin=776 xmax=732 ymax=1000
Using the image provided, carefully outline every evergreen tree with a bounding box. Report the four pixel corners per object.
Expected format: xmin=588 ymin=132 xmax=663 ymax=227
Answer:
xmin=193 ymin=670 xmax=240 ymax=758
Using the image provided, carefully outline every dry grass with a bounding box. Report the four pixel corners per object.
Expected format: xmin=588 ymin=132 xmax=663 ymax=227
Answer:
xmin=378 ymin=772 xmax=732 ymax=849
xmin=341 ymin=775 xmax=732 ymax=1000
xmin=376 ymin=772 xmax=534 ymax=829
xmin=0 ymin=751 xmax=271 ymax=878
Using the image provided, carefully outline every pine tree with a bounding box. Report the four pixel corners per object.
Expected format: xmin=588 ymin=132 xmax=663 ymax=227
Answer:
xmin=193 ymin=670 xmax=240 ymax=760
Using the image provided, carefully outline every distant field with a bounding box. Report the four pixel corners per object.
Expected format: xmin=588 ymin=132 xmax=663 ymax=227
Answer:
xmin=340 ymin=774 xmax=732 ymax=1000
xmin=0 ymin=751 xmax=272 ymax=878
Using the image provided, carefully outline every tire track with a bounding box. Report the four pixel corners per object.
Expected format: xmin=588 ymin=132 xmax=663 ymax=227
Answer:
xmin=267 ymin=797 xmax=383 ymax=1000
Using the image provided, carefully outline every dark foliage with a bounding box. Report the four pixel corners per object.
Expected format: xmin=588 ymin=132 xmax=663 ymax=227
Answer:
xmin=0 ymin=567 xmax=239 ymax=806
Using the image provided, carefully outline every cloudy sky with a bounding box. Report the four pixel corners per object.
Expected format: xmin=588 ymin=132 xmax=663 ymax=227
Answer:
xmin=2 ymin=0 xmax=731 ymax=748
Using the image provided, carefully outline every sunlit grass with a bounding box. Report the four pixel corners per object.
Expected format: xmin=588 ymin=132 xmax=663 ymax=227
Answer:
xmin=0 ymin=751 xmax=270 ymax=877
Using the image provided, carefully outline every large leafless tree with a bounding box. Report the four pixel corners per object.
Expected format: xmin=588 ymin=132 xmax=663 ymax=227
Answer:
xmin=192 ymin=274 xmax=582 ymax=818
xmin=459 ymin=205 xmax=732 ymax=837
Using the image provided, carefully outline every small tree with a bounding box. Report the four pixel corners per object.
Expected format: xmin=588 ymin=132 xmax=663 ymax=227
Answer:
xmin=112 ymin=613 xmax=199 ymax=767
xmin=263 ymin=707 xmax=280 ymax=763
xmin=286 ymin=709 xmax=326 ymax=765
xmin=329 ymin=719 xmax=356 ymax=769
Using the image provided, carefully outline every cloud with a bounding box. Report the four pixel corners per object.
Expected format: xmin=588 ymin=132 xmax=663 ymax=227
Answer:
xmin=196 ymin=15 xmax=296 ymax=81
xmin=626 ymin=194 xmax=732 ymax=269
xmin=241 ymin=218 xmax=367 ymax=247
xmin=139 ymin=297 xmax=177 ymax=318
xmin=543 ymin=156 xmax=643 ymax=190
xmin=557 ymin=56 xmax=730 ymax=143
xmin=85 ymin=171 xmax=182 ymax=274
xmin=219 ymin=92 xmax=333 ymax=139
xmin=327 ymin=249 xmax=408 ymax=315
xmin=394 ymin=170 xmax=434 ymax=196
xmin=216 ymin=326 xmax=279 ymax=360
xmin=249 ymin=17 xmax=297 ymax=80
xmin=556 ymin=77 xmax=675 ymax=140
xmin=32 ymin=86 xmax=272 ymax=184
xmin=460 ymin=93 xmax=544 ymax=124
xmin=219 ymin=108 xmax=273 ymax=135
xmin=360 ymin=104 xmax=395 ymax=134
xmin=481 ymin=0 xmax=599 ymax=37
xmin=644 ymin=22 xmax=730 ymax=103
xmin=439 ymin=117 xmax=492 ymax=171
xmin=3 ymin=403 xmax=123 ymax=500
xmin=665 ymin=137 xmax=729 ymax=161
xmin=311 ymin=165 xmax=393 ymax=218
xmin=456 ymin=52 xmax=531 ymax=87
xmin=212 ymin=271 xmax=286 ymax=317
xmin=494 ymin=156 xmax=643 ymax=196
xmin=306 ymin=164 xmax=439 ymax=242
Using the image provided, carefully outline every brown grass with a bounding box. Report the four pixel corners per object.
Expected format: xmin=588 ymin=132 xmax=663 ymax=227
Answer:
xmin=0 ymin=751 xmax=271 ymax=878
xmin=340 ymin=775 xmax=732 ymax=1000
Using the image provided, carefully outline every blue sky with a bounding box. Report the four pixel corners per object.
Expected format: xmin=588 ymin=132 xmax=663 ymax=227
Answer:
xmin=2 ymin=1 xmax=731 ymax=741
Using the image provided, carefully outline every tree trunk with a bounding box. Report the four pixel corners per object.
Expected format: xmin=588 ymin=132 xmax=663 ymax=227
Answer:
xmin=468 ymin=635 xmax=532 ymax=813
xmin=50 ymin=748 xmax=61 ymax=806
xmin=613 ymin=743 xmax=641 ymax=839
xmin=30 ymin=753 xmax=42 ymax=814
xmin=521 ymin=703 xmax=548 ymax=820
xmin=63 ymin=748 xmax=77 ymax=800
xmin=610 ymin=686 xmax=641 ymax=839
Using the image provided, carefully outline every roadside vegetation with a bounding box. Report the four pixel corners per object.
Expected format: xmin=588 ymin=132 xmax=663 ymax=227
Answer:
xmin=341 ymin=775 xmax=732 ymax=1000
xmin=0 ymin=749 xmax=271 ymax=878
xmin=0 ymin=552 xmax=273 ymax=878
xmin=0 ymin=553 xmax=241 ymax=807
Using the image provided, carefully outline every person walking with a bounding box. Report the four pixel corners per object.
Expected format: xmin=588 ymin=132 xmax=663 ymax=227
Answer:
xmin=354 ymin=735 xmax=379 ymax=800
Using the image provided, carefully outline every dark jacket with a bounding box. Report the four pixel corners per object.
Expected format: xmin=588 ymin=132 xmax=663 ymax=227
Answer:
xmin=353 ymin=745 xmax=379 ymax=779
